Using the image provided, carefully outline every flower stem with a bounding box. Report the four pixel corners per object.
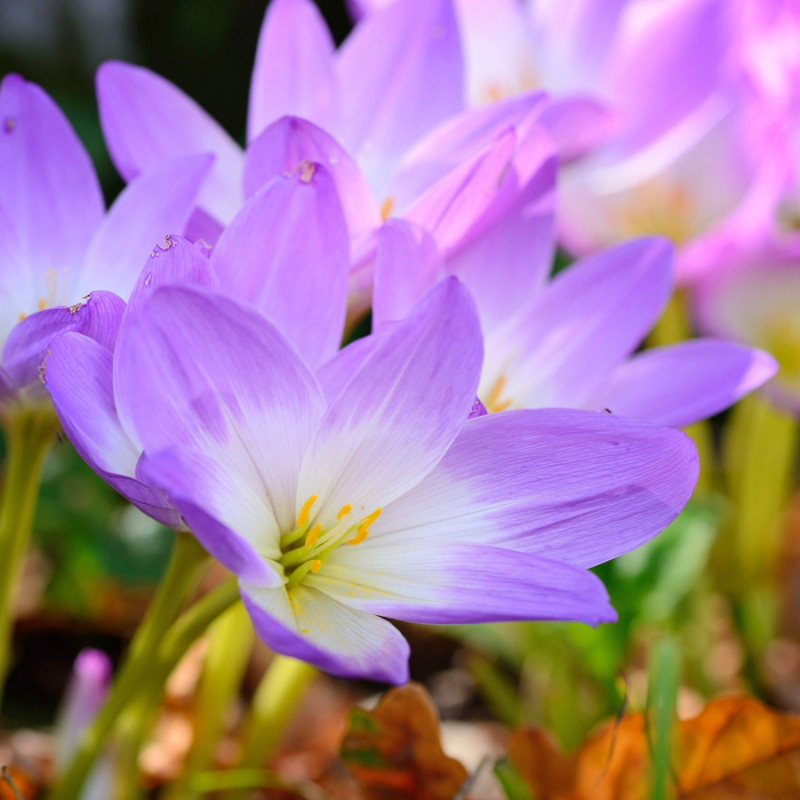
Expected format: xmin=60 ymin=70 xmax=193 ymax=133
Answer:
xmin=221 ymin=656 xmax=317 ymax=800
xmin=47 ymin=532 xmax=215 ymax=800
xmin=0 ymin=404 xmax=58 ymax=709
xmin=162 ymin=601 xmax=254 ymax=800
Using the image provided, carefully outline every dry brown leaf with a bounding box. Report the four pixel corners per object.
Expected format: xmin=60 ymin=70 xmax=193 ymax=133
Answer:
xmin=510 ymin=695 xmax=800 ymax=800
xmin=340 ymin=682 xmax=469 ymax=800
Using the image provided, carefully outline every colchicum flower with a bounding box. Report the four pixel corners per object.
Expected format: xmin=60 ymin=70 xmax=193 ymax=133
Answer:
xmin=44 ymin=161 xmax=350 ymax=528
xmin=0 ymin=73 xmax=209 ymax=404
xmin=372 ymin=222 xmax=777 ymax=428
xmin=43 ymin=277 xmax=700 ymax=682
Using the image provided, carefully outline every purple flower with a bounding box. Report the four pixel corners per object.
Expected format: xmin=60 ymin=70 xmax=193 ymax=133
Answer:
xmin=372 ymin=229 xmax=777 ymax=428
xmin=77 ymin=277 xmax=698 ymax=683
xmin=43 ymin=162 xmax=350 ymax=527
xmin=0 ymin=74 xmax=209 ymax=402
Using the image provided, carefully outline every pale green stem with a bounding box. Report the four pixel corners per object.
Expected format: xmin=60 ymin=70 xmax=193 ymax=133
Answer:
xmin=221 ymin=656 xmax=317 ymax=800
xmin=0 ymin=404 xmax=58 ymax=709
xmin=163 ymin=602 xmax=254 ymax=800
xmin=721 ymin=393 xmax=798 ymax=660
xmin=47 ymin=533 xmax=217 ymax=800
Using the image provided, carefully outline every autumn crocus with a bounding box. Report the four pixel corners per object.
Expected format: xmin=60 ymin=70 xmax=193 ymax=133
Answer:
xmin=0 ymin=74 xmax=210 ymax=404
xmin=44 ymin=161 xmax=350 ymax=528
xmin=67 ymin=277 xmax=699 ymax=683
xmin=373 ymin=227 xmax=777 ymax=428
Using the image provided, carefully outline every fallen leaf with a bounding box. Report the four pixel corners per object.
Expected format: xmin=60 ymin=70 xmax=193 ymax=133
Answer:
xmin=509 ymin=695 xmax=800 ymax=800
xmin=340 ymin=682 xmax=469 ymax=800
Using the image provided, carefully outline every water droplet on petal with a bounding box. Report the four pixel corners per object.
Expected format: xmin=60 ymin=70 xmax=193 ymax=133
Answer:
xmin=144 ymin=273 xmax=153 ymax=287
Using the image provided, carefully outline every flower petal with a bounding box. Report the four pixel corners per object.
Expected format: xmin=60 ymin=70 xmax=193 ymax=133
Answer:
xmin=297 ymin=278 xmax=482 ymax=528
xmin=240 ymin=581 xmax=410 ymax=684
xmin=42 ymin=332 xmax=180 ymax=528
xmin=589 ymin=340 xmax=778 ymax=427
xmin=372 ymin=219 xmax=442 ymax=327
xmin=0 ymin=74 xmax=103 ymax=284
xmin=119 ymin=234 xmax=219 ymax=346
xmin=244 ymin=116 xmax=380 ymax=243
xmin=386 ymin=91 xmax=547 ymax=212
xmin=78 ymin=155 xmax=213 ymax=299
xmin=335 ymin=0 xmax=464 ymax=196
xmin=313 ymin=543 xmax=615 ymax=625
xmin=96 ymin=61 xmax=243 ymax=224
xmin=212 ymin=165 xmax=349 ymax=368
xmin=3 ymin=291 xmax=124 ymax=393
xmin=481 ymin=237 xmax=672 ymax=408
xmin=139 ymin=447 xmax=283 ymax=586
xmin=247 ymin=0 xmax=337 ymax=141
xmin=370 ymin=408 xmax=698 ymax=568
xmin=114 ymin=285 xmax=325 ymax=532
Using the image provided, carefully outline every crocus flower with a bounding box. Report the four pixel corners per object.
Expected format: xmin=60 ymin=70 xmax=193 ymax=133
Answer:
xmin=94 ymin=0 xmax=554 ymax=271
xmin=52 ymin=277 xmax=699 ymax=683
xmin=44 ymin=161 xmax=350 ymax=527
xmin=54 ymin=649 xmax=113 ymax=800
xmin=0 ymin=74 xmax=210 ymax=403
xmin=373 ymin=226 xmax=777 ymax=428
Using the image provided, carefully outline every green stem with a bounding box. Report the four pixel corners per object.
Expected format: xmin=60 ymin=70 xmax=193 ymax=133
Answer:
xmin=47 ymin=533 xmax=214 ymax=800
xmin=221 ymin=656 xmax=317 ymax=800
xmin=0 ymin=404 xmax=57 ymax=709
xmin=163 ymin=602 xmax=254 ymax=800
xmin=647 ymin=638 xmax=679 ymax=800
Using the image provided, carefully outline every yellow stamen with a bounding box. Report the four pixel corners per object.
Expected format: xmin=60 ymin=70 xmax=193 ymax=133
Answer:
xmin=484 ymin=374 xmax=513 ymax=413
xmin=337 ymin=503 xmax=353 ymax=520
xmin=380 ymin=196 xmax=395 ymax=221
xmin=296 ymin=494 xmax=317 ymax=527
xmin=37 ymin=298 xmax=46 ymax=311
xmin=348 ymin=525 xmax=370 ymax=546
xmin=18 ymin=312 xmax=25 ymax=321
xmin=359 ymin=507 xmax=382 ymax=527
xmin=304 ymin=524 xmax=321 ymax=548
xmin=309 ymin=559 xmax=322 ymax=574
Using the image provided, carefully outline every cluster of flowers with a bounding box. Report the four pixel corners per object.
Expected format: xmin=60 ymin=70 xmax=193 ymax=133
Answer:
xmin=0 ymin=0 xmax=790 ymax=684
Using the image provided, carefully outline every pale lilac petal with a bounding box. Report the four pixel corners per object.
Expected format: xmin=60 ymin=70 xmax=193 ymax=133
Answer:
xmin=386 ymin=91 xmax=547 ymax=212
xmin=78 ymin=155 xmax=213 ymax=299
xmin=371 ymin=408 xmax=698 ymax=568
xmin=247 ymin=0 xmax=337 ymax=141
xmin=539 ymin=96 xmax=619 ymax=162
xmin=481 ymin=237 xmax=673 ymax=409
xmin=372 ymin=219 xmax=442 ymax=327
xmin=240 ymin=582 xmax=410 ymax=684
xmin=403 ymin=129 xmax=517 ymax=257
xmin=96 ymin=61 xmax=243 ymax=224
xmin=0 ymin=74 xmax=104 ymax=281
xmin=0 ymin=200 xmax=30 ymax=344
xmin=442 ymin=125 xmax=557 ymax=329
xmin=244 ymin=116 xmax=381 ymax=242
xmin=335 ymin=0 xmax=464 ymax=196
xmin=212 ymin=165 xmax=349 ymax=368
xmin=139 ymin=448 xmax=283 ymax=586
xmin=3 ymin=291 xmax=124 ymax=392
xmin=297 ymin=279 xmax=482 ymax=529
xmin=314 ymin=328 xmax=391 ymax=404
xmin=605 ymin=0 xmax=729 ymax=152
xmin=115 ymin=285 xmax=325 ymax=532
xmin=313 ymin=543 xmax=615 ymax=625
xmin=589 ymin=340 xmax=777 ymax=428
xmin=42 ymin=332 xmax=179 ymax=528
xmin=120 ymin=235 xmax=219 ymax=341
xmin=456 ymin=0 xmax=540 ymax=107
